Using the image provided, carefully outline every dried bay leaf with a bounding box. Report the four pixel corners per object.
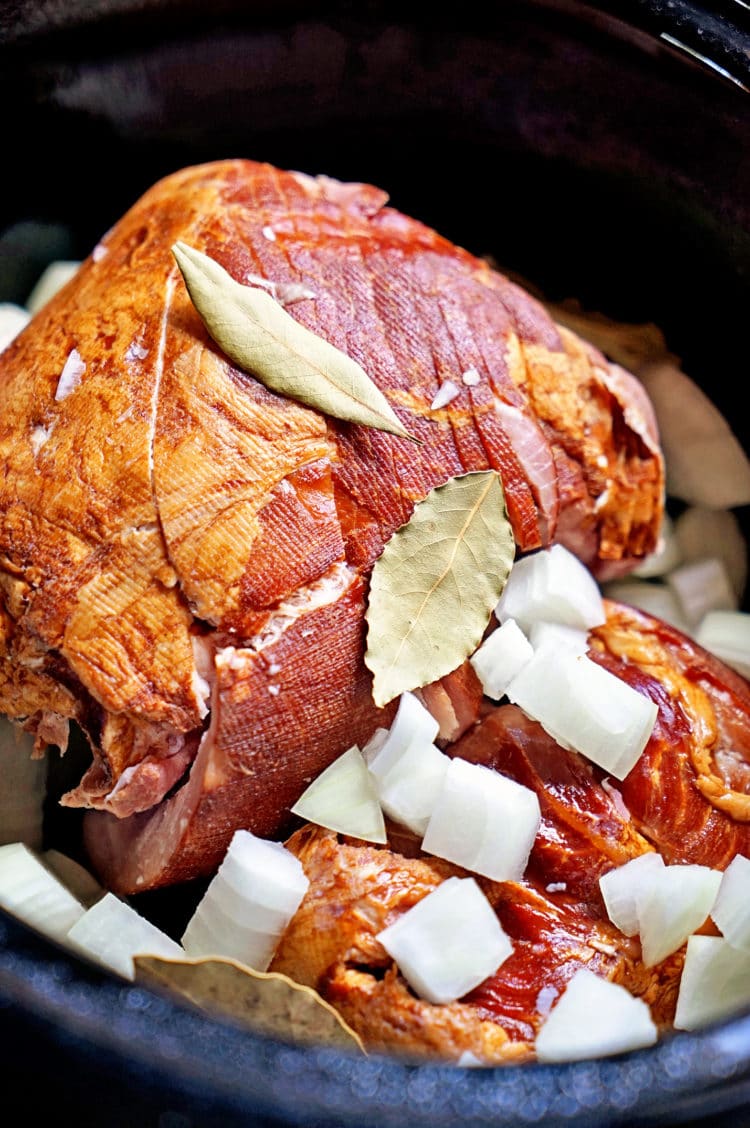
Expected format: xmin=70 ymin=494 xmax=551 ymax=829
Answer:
xmin=365 ymin=471 xmax=515 ymax=707
xmin=172 ymin=242 xmax=416 ymax=442
xmin=134 ymin=954 xmax=364 ymax=1052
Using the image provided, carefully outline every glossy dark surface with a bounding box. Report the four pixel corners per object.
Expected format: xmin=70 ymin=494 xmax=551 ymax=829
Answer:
xmin=0 ymin=1 xmax=749 ymax=1125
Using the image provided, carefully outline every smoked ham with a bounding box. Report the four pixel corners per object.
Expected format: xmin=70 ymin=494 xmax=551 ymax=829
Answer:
xmin=270 ymin=603 xmax=750 ymax=1062
xmin=0 ymin=159 xmax=665 ymax=894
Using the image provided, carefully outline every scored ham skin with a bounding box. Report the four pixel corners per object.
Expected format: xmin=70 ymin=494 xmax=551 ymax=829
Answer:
xmin=0 ymin=159 xmax=663 ymax=893
xmin=270 ymin=602 xmax=750 ymax=1062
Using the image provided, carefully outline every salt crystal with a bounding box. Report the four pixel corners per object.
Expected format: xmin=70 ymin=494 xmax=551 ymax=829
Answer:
xmin=461 ymin=368 xmax=481 ymax=387
xmin=125 ymin=341 xmax=149 ymax=362
xmin=431 ymin=380 xmax=460 ymax=410
xmin=262 ymin=226 xmax=277 ymax=242
xmin=55 ymin=349 xmax=86 ymax=401
xmin=92 ymin=243 xmax=108 ymax=262
xmin=268 ymin=684 xmax=280 ymax=696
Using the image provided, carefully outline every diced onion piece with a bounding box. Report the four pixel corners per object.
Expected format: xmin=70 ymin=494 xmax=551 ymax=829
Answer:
xmin=67 ymin=892 xmax=183 ymax=979
xmin=599 ymin=852 xmax=665 ymax=937
xmin=496 ymin=544 xmax=605 ymax=633
xmin=636 ymin=864 xmax=722 ymax=967
xmin=711 ymin=854 xmax=750 ymax=952
xmin=291 ymin=745 xmax=386 ymax=843
xmin=0 ymin=303 xmax=31 ymax=351
xmin=421 ymin=757 xmax=541 ymax=881
xmin=181 ymin=829 xmax=309 ymax=971
xmin=376 ymin=876 xmax=512 ymax=1004
xmin=694 ymin=610 xmax=750 ymax=679
xmin=637 ymin=361 xmax=750 ymax=509
xmin=528 ymin=620 xmax=589 ymax=656
xmin=25 ymin=260 xmax=81 ymax=314
xmin=364 ymin=691 xmax=439 ymax=778
xmin=667 ymin=557 xmax=737 ymax=629
xmin=371 ymin=739 xmax=449 ymax=836
xmin=469 ymin=618 xmax=534 ymax=700
xmin=0 ymin=842 xmax=85 ymax=942
xmin=42 ymin=850 xmax=104 ymax=909
xmin=674 ymin=507 xmax=747 ymax=601
xmin=601 ymin=580 xmax=691 ymax=635
xmin=674 ymin=934 xmax=750 ymax=1030
xmin=0 ymin=718 xmax=46 ymax=850
xmin=631 ymin=514 xmax=682 ymax=579
xmin=535 ymin=968 xmax=658 ymax=1062
xmin=507 ymin=649 xmax=658 ymax=780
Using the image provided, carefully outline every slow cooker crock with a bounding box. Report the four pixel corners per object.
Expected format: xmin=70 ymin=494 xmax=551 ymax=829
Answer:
xmin=0 ymin=2 xmax=748 ymax=1125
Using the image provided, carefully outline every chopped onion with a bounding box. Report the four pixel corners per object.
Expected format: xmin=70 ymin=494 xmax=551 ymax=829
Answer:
xmin=636 ymin=864 xmax=722 ymax=967
xmin=637 ymin=361 xmax=750 ymax=509
xmin=674 ymin=934 xmax=750 ymax=1030
xmin=291 ymin=744 xmax=386 ymax=843
xmin=666 ymin=557 xmax=737 ymax=629
xmin=67 ymin=892 xmax=183 ymax=979
xmin=496 ymin=544 xmax=605 ymax=634
xmin=0 ymin=303 xmax=31 ymax=352
xmin=181 ymin=829 xmax=309 ymax=971
xmin=421 ymin=757 xmax=541 ymax=881
xmin=535 ymin=968 xmax=657 ymax=1062
xmin=674 ymin=507 xmax=747 ymax=601
xmin=0 ymin=842 xmax=85 ymax=943
xmin=54 ymin=347 xmax=86 ymax=401
xmin=599 ymin=851 xmax=665 ymax=937
xmin=469 ymin=618 xmax=534 ymax=700
xmin=528 ymin=620 xmax=589 ymax=655
xmin=363 ymin=691 xmax=439 ymax=778
xmin=376 ymin=876 xmax=512 ymax=1004
xmin=694 ymin=610 xmax=750 ymax=679
xmin=506 ymin=648 xmax=658 ymax=780
xmin=42 ymin=850 xmax=104 ymax=909
xmin=601 ymin=579 xmax=691 ymax=635
xmin=25 ymin=260 xmax=81 ymax=314
xmin=631 ymin=514 xmax=682 ymax=579
xmin=370 ymin=738 xmax=449 ymax=836
xmin=710 ymin=854 xmax=750 ymax=953
xmin=0 ymin=718 xmax=46 ymax=850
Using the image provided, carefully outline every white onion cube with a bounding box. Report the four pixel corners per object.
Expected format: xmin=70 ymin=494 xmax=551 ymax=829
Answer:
xmin=469 ymin=618 xmax=534 ymax=699
xmin=496 ymin=544 xmax=605 ymax=633
xmin=291 ymin=745 xmax=386 ymax=843
xmin=711 ymin=854 xmax=750 ymax=952
xmin=26 ymin=260 xmax=81 ymax=314
xmin=636 ymin=864 xmax=722 ymax=967
xmin=674 ymin=934 xmax=750 ymax=1030
xmin=66 ymin=892 xmax=183 ymax=979
xmin=535 ymin=968 xmax=657 ymax=1062
xmin=507 ymin=649 xmax=658 ymax=780
xmin=694 ymin=610 xmax=750 ymax=679
xmin=599 ymin=851 xmax=665 ymax=937
xmin=0 ymin=303 xmax=31 ymax=352
xmin=181 ymin=829 xmax=309 ymax=971
xmin=365 ymin=692 xmax=439 ymax=779
xmin=372 ymin=739 xmax=449 ymax=836
xmin=376 ymin=876 xmax=512 ymax=1004
xmin=0 ymin=842 xmax=85 ymax=942
xmin=528 ymin=620 xmax=589 ymax=656
xmin=667 ymin=557 xmax=737 ymax=629
xmin=421 ymin=758 xmax=541 ymax=881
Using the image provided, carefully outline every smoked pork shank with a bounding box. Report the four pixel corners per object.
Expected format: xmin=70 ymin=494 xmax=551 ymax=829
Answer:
xmin=0 ymin=159 xmax=663 ymax=893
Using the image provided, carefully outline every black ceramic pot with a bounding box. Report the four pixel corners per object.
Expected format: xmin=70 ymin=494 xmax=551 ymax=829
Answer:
xmin=0 ymin=3 xmax=749 ymax=1126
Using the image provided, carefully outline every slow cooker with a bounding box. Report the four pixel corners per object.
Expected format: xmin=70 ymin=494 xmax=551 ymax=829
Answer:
xmin=0 ymin=2 xmax=748 ymax=1125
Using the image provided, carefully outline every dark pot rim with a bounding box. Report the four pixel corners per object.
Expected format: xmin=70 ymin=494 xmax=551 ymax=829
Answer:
xmin=0 ymin=3 xmax=749 ymax=1126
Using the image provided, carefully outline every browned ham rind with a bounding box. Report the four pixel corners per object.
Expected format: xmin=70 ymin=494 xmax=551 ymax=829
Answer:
xmin=0 ymin=159 xmax=664 ymax=892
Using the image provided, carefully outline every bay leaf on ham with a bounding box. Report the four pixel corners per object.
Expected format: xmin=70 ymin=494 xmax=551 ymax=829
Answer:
xmin=365 ymin=471 xmax=515 ymax=707
xmin=171 ymin=242 xmax=416 ymax=441
xmin=134 ymin=954 xmax=365 ymax=1052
